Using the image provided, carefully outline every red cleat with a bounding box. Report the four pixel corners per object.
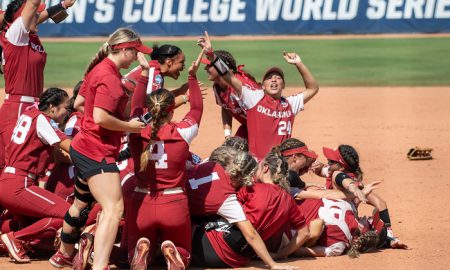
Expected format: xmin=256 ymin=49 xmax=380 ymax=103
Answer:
xmin=1 ymin=232 xmax=30 ymax=263
xmin=49 ymin=250 xmax=75 ymax=268
xmin=130 ymin=237 xmax=150 ymax=270
xmin=161 ymin=240 xmax=185 ymax=270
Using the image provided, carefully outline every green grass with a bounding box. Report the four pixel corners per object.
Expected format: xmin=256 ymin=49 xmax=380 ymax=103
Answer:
xmin=4 ymin=37 xmax=450 ymax=88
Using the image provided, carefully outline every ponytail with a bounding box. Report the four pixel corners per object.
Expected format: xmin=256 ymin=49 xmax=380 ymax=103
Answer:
xmin=263 ymin=147 xmax=290 ymax=192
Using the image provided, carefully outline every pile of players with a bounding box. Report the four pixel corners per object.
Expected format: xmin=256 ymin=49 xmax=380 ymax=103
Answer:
xmin=0 ymin=1 xmax=407 ymax=270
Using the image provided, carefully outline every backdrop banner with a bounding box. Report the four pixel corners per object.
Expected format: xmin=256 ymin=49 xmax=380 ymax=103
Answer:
xmin=2 ymin=0 xmax=449 ymax=36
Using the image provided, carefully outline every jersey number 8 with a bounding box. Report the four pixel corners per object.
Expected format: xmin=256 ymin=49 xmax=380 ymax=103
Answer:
xmin=11 ymin=115 xmax=32 ymax=145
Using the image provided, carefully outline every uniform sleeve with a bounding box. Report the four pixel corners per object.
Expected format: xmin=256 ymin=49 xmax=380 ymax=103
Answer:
xmin=176 ymin=75 xmax=203 ymax=145
xmin=286 ymin=93 xmax=305 ymax=115
xmin=288 ymin=197 xmax=306 ymax=230
xmin=94 ymin=77 xmax=124 ymax=114
xmin=5 ymin=17 xmax=29 ymax=46
xmin=78 ymin=80 xmax=87 ymax=98
xmin=241 ymin=86 xmax=264 ymax=109
xmin=130 ymin=75 xmax=149 ymax=118
xmin=64 ymin=114 xmax=80 ymax=138
xmin=37 ymin=115 xmax=67 ymax=146
xmin=217 ymin=194 xmax=247 ymax=224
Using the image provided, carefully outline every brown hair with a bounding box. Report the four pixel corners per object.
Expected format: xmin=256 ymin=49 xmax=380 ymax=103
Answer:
xmin=347 ymin=230 xmax=379 ymax=258
xmin=210 ymin=146 xmax=257 ymax=187
xmin=263 ymin=147 xmax=290 ymax=191
xmin=84 ymin=28 xmax=140 ymax=76
xmin=139 ymin=89 xmax=175 ymax=172
xmin=338 ymin=144 xmax=364 ymax=181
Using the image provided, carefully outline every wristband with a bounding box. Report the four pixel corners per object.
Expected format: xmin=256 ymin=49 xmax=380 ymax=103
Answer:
xmin=212 ymin=57 xmax=229 ymax=76
xmin=224 ymin=129 xmax=232 ymax=137
xmin=182 ymin=95 xmax=188 ymax=104
xmin=205 ymin=49 xmax=214 ymax=58
xmin=47 ymin=2 xmax=68 ymax=24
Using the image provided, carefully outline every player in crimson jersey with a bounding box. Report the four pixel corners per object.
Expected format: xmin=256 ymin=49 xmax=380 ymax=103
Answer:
xmin=188 ymin=146 xmax=298 ymax=270
xmin=0 ymin=0 xmax=77 ymax=174
xmin=198 ymin=32 xmax=319 ymax=160
xmin=0 ymin=88 xmax=72 ymax=263
xmin=295 ymin=198 xmax=363 ymax=257
xmin=313 ymin=145 xmax=408 ymax=250
xmin=50 ymin=28 xmax=150 ymax=270
xmin=192 ymin=147 xmax=309 ymax=268
xmin=124 ymin=50 xmax=204 ymax=270
xmin=201 ymin=50 xmax=260 ymax=139
xmin=123 ymin=44 xmax=195 ymax=109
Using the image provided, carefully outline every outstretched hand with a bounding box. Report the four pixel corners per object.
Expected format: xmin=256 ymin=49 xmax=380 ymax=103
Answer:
xmin=282 ymin=51 xmax=302 ymax=64
xmin=362 ymin=180 xmax=382 ymax=196
xmin=188 ymin=49 xmax=205 ymax=76
xmin=197 ymin=31 xmax=213 ymax=56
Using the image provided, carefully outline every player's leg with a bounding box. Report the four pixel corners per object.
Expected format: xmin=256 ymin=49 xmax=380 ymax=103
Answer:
xmin=159 ymin=194 xmax=191 ymax=269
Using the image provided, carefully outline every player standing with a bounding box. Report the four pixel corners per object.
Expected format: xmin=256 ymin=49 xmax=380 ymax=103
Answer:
xmin=198 ymin=32 xmax=319 ymax=160
xmin=50 ymin=28 xmax=150 ymax=270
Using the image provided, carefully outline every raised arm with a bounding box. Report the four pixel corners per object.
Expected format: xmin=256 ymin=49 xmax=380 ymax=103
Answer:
xmin=21 ymin=0 xmax=42 ymax=31
xmin=221 ymin=108 xmax=233 ymax=139
xmin=282 ymin=51 xmax=319 ymax=104
xmin=183 ymin=50 xmax=205 ymax=125
xmin=130 ymin=52 xmax=150 ymax=118
xmin=197 ymin=31 xmax=243 ymax=96
xmin=37 ymin=0 xmax=76 ymax=25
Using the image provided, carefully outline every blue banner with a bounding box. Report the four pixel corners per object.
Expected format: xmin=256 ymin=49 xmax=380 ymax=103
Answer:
xmin=1 ymin=0 xmax=450 ymax=36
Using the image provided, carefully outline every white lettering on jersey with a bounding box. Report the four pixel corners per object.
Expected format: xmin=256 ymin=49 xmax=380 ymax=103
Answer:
xmin=188 ymin=172 xmax=220 ymax=190
xmin=256 ymin=105 xmax=293 ymax=118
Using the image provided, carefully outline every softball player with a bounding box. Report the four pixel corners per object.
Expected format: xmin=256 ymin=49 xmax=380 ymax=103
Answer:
xmin=201 ymin=50 xmax=260 ymax=139
xmin=0 ymin=88 xmax=72 ymax=263
xmin=295 ymin=198 xmax=370 ymax=257
xmin=188 ymin=146 xmax=298 ymax=270
xmin=320 ymin=145 xmax=408 ymax=249
xmin=50 ymin=28 xmax=150 ymax=270
xmin=198 ymin=32 xmax=319 ymax=160
xmin=0 ymin=0 xmax=76 ymax=174
xmin=124 ymin=50 xmax=204 ymax=270
xmin=124 ymin=44 xmax=193 ymax=109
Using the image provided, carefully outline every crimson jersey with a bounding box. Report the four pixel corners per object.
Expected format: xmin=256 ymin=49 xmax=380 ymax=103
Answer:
xmin=205 ymin=183 xmax=305 ymax=267
xmin=5 ymin=107 xmax=67 ymax=176
xmin=241 ymin=87 xmax=304 ymax=160
xmin=186 ymin=162 xmax=246 ymax=223
xmin=129 ymin=75 xmax=202 ymax=190
xmin=297 ymin=198 xmax=360 ymax=247
xmin=213 ymin=73 xmax=260 ymax=125
xmin=124 ymin=60 xmax=163 ymax=93
xmin=72 ymin=58 xmax=129 ymax=163
xmin=1 ymin=17 xmax=46 ymax=97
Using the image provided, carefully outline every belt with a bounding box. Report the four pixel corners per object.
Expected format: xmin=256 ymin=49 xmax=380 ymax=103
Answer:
xmin=4 ymin=166 xmax=37 ymax=180
xmin=134 ymin=186 xmax=184 ymax=195
xmin=4 ymin=94 xmax=38 ymax=103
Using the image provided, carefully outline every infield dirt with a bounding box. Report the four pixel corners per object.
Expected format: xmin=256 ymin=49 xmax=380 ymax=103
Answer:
xmin=1 ymin=86 xmax=449 ymax=269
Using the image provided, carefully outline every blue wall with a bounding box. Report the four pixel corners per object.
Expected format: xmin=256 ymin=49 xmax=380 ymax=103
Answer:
xmin=2 ymin=0 xmax=449 ymax=36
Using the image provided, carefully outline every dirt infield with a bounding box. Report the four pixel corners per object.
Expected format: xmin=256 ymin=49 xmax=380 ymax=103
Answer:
xmin=1 ymin=86 xmax=449 ymax=269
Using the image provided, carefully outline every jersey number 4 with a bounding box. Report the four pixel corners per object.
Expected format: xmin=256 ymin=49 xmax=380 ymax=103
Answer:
xmin=278 ymin=120 xmax=292 ymax=135
xmin=11 ymin=115 xmax=32 ymax=145
xmin=151 ymin=141 xmax=168 ymax=169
